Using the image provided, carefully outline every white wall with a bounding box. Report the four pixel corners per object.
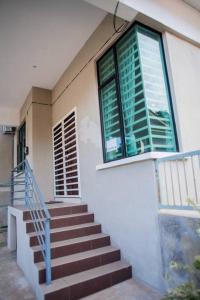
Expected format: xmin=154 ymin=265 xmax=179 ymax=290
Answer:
xmin=164 ymin=32 xmax=200 ymax=151
xmin=7 ymin=206 xmax=43 ymax=300
xmin=85 ymin=158 xmax=164 ymax=290
xmin=123 ymin=0 xmax=200 ymax=43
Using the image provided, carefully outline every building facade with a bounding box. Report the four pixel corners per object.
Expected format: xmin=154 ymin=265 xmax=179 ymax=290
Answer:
xmin=2 ymin=0 xmax=200 ymax=296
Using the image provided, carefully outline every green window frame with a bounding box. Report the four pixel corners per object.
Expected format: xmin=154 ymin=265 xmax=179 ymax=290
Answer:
xmin=17 ymin=122 xmax=26 ymax=165
xmin=97 ymin=22 xmax=178 ymax=163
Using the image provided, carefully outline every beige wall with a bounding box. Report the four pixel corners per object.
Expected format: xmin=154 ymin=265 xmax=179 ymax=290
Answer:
xmin=164 ymin=32 xmax=200 ymax=151
xmin=52 ymin=14 xmax=200 ymax=153
xmin=49 ymin=14 xmax=200 ymax=290
xmin=16 ymin=12 xmax=200 ymax=290
xmin=19 ymin=87 xmax=53 ymax=200
xmin=32 ymin=103 xmax=53 ymax=201
xmin=0 ymin=134 xmax=13 ymax=183
xmin=51 ymin=15 xmax=165 ymax=290
xmin=0 ymin=133 xmax=13 ymax=225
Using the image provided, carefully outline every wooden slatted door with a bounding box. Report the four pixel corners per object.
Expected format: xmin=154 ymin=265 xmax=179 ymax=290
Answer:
xmin=53 ymin=109 xmax=80 ymax=197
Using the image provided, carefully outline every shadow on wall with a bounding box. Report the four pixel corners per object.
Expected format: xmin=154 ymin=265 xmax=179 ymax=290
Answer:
xmin=0 ymin=126 xmax=15 ymax=232
xmin=159 ymin=212 xmax=200 ymax=290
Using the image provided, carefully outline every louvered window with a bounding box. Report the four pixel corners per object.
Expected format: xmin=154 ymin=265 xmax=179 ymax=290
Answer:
xmin=97 ymin=23 xmax=177 ymax=162
xmin=53 ymin=110 xmax=80 ymax=197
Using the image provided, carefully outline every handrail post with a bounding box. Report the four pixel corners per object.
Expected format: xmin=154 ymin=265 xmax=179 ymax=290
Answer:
xmin=156 ymin=150 xmax=200 ymax=209
xmin=44 ymin=218 xmax=51 ymax=285
xmin=155 ymin=160 xmax=161 ymax=206
xmin=11 ymin=159 xmax=52 ymax=285
xmin=24 ymin=163 xmax=28 ymax=208
xmin=11 ymin=170 xmax=14 ymax=206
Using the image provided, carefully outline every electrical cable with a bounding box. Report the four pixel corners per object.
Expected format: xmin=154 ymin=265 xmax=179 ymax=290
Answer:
xmin=52 ymin=2 xmax=129 ymax=106
xmin=113 ymin=1 xmax=129 ymax=33
xmin=52 ymin=23 xmax=128 ymax=106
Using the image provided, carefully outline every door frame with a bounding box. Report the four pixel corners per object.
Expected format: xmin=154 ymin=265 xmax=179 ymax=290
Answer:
xmin=17 ymin=121 xmax=26 ymax=165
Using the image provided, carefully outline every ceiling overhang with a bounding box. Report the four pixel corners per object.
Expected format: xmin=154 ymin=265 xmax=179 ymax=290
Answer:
xmin=0 ymin=0 xmax=106 ymax=125
xmin=85 ymin=0 xmax=200 ymax=46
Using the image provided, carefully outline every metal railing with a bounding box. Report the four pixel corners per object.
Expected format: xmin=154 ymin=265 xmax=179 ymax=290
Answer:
xmin=11 ymin=160 xmax=51 ymax=285
xmin=0 ymin=181 xmax=11 ymax=233
xmin=155 ymin=150 xmax=200 ymax=209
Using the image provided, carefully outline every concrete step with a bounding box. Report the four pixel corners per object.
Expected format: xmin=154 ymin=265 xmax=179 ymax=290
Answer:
xmin=41 ymin=261 xmax=132 ymax=300
xmin=29 ymin=223 xmax=102 ymax=246
xmin=36 ymin=246 xmax=120 ymax=283
xmin=33 ymin=233 xmax=110 ymax=262
xmin=21 ymin=202 xmax=133 ymax=300
xmin=26 ymin=213 xmax=94 ymax=233
xmin=23 ymin=203 xmax=88 ymax=220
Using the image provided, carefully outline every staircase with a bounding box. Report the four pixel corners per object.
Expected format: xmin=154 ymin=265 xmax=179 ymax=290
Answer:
xmin=23 ymin=202 xmax=132 ymax=300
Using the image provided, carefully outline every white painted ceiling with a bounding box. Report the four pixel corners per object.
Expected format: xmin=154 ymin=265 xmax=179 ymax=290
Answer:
xmin=0 ymin=0 xmax=106 ymax=109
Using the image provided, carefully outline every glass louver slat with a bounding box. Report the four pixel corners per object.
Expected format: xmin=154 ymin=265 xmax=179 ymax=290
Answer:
xmin=117 ymin=27 xmax=148 ymax=157
xmin=100 ymin=79 xmax=123 ymax=161
xmin=137 ymin=25 xmax=176 ymax=152
xmin=98 ymin=49 xmax=115 ymax=85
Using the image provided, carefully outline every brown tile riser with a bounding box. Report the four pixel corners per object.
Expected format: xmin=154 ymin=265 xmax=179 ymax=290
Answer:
xmin=30 ymin=224 xmax=101 ymax=246
xmin=111 ymin=266 xmax=132 ymax=285
xmin=34 ymin=236 xmax=111 ymax=263
xmin=44 ymin=266 xmax=132 ymax=300
xmin=23 ymin=205 xmax=88 ymax=220
xmin=26 ymin=214 xmax=94 ymax=233
xmin=23 ymin=204 xmax=132 ymax=299
xmin=39 ymin=249 xmax=120 ymax=283
xmin=50 ymin=205 xmax=88 ymax=217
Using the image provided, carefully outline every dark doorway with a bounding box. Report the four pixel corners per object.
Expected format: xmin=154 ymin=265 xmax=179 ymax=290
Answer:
xmin=17 ymin=122 xmax=26 ymax=165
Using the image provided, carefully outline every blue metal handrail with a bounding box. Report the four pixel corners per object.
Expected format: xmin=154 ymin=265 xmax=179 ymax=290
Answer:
xmin=155 ymin=150 xmax=200 ymax=209
xmin=11 ymin=160 xmax=51 ymax=285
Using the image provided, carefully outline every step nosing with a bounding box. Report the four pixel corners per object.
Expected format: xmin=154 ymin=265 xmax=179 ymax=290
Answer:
xmin=23 ymin=204 xmax=87 ymax=217
xmin=51 ymin=212 xmax=93 ymax=220
xmin=42 ymin=261 xmax=130 ymax=293
xmin=36 ymin=246 xmax=119 ymax=270
xmin=32 ymin=233 xmax=109 ymax=251
xmin=23 ymin=203 xmax=87 ymax=211
xmin=47 ymin=203 xmax=87 ymax=209
xmin=26 ymin=212 xmax=93 ymax=224
xmin=29 ymin=223 xmax=100 ymax=237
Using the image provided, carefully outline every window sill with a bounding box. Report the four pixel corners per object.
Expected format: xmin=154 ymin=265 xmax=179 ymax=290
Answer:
xmin=96 ymin=151 xmax=178 ymax=171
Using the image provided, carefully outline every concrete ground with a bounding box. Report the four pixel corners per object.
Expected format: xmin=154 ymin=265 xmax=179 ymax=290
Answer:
xmin=82 ymin=279 xmax=162 ymax=300
xmin=0 ymin=247 xmax=35 ymax=300
xmin=0 ymin=246 xmax=163 ymax=300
